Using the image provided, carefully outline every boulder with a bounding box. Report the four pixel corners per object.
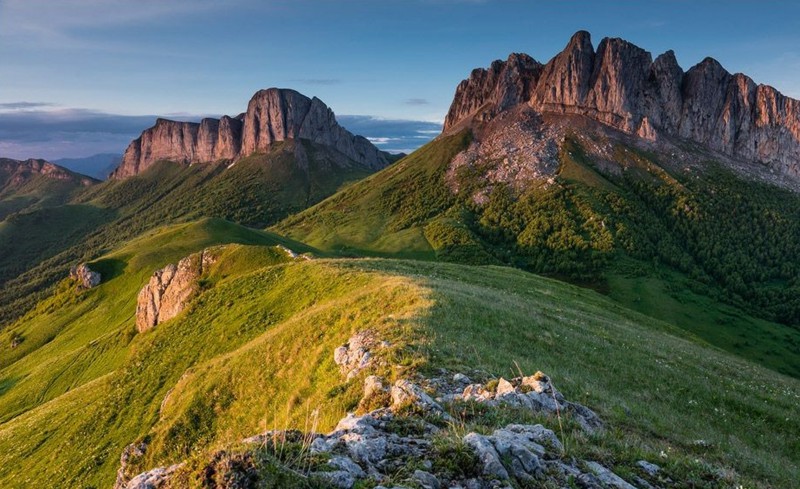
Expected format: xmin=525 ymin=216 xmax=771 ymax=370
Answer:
xmin=135 ymin=249 xmax=216 ymax=333
xmin=69 ymin=263 xmax=101 ymax=289
xmin=123 ymin=463 xmax=182 ymax=489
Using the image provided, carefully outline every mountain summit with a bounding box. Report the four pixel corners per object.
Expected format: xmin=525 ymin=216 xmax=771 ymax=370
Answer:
xmin=111 ymin=88 xmax=389 ymax=179
xmin=445 ymin=31 xmax=800 ymax=179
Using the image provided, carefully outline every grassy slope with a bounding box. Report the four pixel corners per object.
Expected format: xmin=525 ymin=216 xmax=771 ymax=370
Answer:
xmin=275 ymin=131 xmax=473 ymax=258
xmin=275 ymin=132 xmax=800 ymax=380
xmin=0 ymin=166 xmax=95 ymax=220
xmin=0 ymin=221 xmax=798 ymax=487
xmin=0 ymin=141 xmax=373 ymax=326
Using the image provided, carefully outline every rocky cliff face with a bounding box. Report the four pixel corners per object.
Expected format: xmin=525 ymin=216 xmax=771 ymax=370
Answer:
xmin=135 ymin=250 xmax=216 ymax=333
xmin=444 ymin=31 xmax=800 ymax=179
xmin=111 ymin=89 xmax=388 ymax=179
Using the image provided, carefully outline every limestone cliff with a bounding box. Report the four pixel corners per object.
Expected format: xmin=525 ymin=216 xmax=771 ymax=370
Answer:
xmin=111 ymin=89 xmax=388 ymax=179
xmin=135 ymin=250 xmax=216 ymax=333
xmin=444 ymin=31 xmax=800 ymax=179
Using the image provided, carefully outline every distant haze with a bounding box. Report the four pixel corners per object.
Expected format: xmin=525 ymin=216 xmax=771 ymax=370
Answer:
xmin=0 ymin=108 xmax=441 ymax=162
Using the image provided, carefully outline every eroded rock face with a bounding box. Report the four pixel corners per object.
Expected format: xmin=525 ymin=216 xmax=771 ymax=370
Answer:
xmin=444 ymin=30 xmax=800 ymax=179
xmin=111 ymin=88 xmax=388 ymax=179
xmin=135 ymin=249 xmax=216 ymax=333
xmin=69 ymin=263 xmax=101 ymax=289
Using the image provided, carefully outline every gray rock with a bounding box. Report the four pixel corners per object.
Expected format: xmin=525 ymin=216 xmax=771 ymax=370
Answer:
xmin=463 ymin=432 xmax=509 ymax=479
xmin=633 ymin=475 xmax=656 ymax=489
xmin=566 ymin=401 xmax=604 ymax=433
xmin=334 ymin=413 xmax=379 ymax=435
xmin=340 ymin=432 xmax=388 ymax=464
xmin=315 ymin=470 xmax=356 ymax=489
xmin=584 ymin=461 xmax=638 ymax=489
xmin=453 ymin=373 xmax=471 ymax=384
xmin=124 ymin=463 xmax=182 ymax=489
xmin=334 ymin=331 xmax=382 ymax=380
xmin=70 ymin=263 xmax=101 ymax=289
xmin=576 ymin=472 xmax=605 ymax=489
xmin=391 ymin=379 xmax=447 ymax=417
xmin=413 ymin=469 xmax=441 ymax=489
xmin=636 ymin=460 xmax=661 ymax=476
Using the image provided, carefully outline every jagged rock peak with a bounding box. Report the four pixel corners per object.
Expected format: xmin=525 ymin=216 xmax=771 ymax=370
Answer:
xmin=111 ymin=88 xmax=388 ymax=179
xmin=444 ymin=30 xmax=800 ymax=179
xmin=444 ymin=52 xmax=543 ymax=130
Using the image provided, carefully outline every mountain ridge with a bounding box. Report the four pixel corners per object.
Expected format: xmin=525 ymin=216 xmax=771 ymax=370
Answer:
xmin=111 ymin=88 xmax=390 ymax=179
xmin=445 ymin=30 xmax=800 ymax=180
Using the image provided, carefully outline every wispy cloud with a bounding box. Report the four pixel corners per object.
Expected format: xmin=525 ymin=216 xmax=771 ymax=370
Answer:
xmin=0 ymin=101 xmax=56 ymax=110
xmin=404 ymin=98 xmax=430 ymax=106
xmin=0 ymin=109 xmax=443 ymax=160
xmin=339 ymin=115 xmax=442 ymax=154
xmin=0 ymin=107 xmax=205 ymax=160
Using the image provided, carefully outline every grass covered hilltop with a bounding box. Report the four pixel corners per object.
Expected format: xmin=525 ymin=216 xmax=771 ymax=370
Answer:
xmin=0 ymin=218 xmax=797 ymax=487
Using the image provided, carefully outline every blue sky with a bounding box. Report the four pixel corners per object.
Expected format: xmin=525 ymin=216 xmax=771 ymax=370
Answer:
xmin=2 ymin=0 xmax=800 ymax=160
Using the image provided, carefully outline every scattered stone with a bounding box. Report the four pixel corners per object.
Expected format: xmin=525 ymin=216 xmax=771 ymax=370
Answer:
xmin=584 ymin=461 xmax=638 ymax=489
xmin=314 ymin=455 xmax=366 ymax=488
xmin=464 ymin=432 xmax=509 ymax=480
xmin=391 ymin=379 xmax=452 ymax=421
xmin=495 ymin=377 xmax=515 ymax=396
xmin=456 ymin=372 xmax=602 ymax=433
xmin=123 ymin=463 xmax=183 ymax=489
xmin=363 ymin=375 xmax=387 ymax=399
xmin=462 ymin=384 xmax=494 ymax=403
xmin=636 ymin=460 xmax=661 ymax=477
xmin=334 ymin=330 xmax=384 ymax=380
xmin=453 ymin=372 xmax=471 ymax=384
xmin=69 ymin=263 xmax=101 ymax=289
xmin=413 ymin=469 xmax=441 ymax=489
xmin=122 ymin=342 xmax=624 ymax=489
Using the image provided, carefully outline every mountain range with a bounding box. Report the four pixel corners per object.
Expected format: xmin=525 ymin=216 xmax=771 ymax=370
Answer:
xmin=0 ymin=31 xmax=799 ymax=489
xmin=55 ymin=153 xmax=122 ymax=181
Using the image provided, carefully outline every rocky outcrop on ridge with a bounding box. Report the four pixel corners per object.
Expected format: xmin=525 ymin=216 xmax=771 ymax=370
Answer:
xmin=69 ymin=263 xmax=101 ymax=289
xmin=120 ymin=330 xmax=675 ymax=489
xmin=120 ymin=370 xmax=655 ymax=489
xmin=444 ymin=31 xmax=800 ymax=179
xmin=111 ymin=88 xmax=389 ymax=179
xmin=135 ymin=249 xmax=217 ymax=333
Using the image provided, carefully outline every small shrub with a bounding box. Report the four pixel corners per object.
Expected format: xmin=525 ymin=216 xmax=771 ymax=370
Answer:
xmin=9 ymin=332 xmax=24 ymax=348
